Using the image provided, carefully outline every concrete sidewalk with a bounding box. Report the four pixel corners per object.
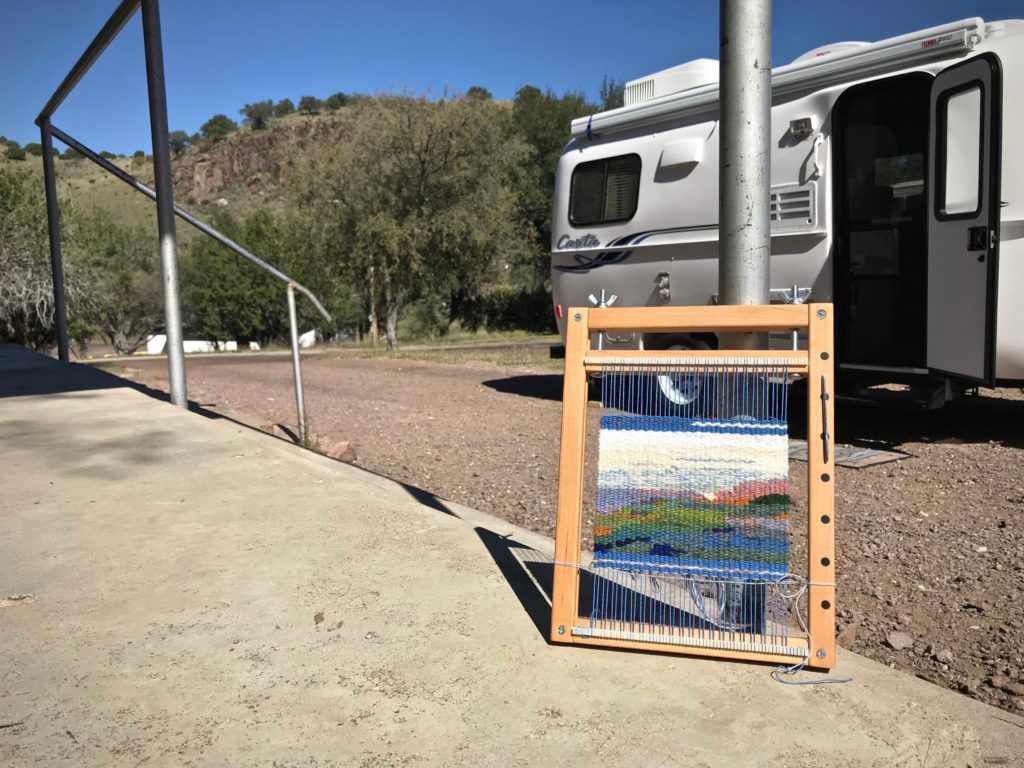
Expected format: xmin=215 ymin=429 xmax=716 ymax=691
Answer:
xmin=1 ymin=345 xmax=1022 ymax=767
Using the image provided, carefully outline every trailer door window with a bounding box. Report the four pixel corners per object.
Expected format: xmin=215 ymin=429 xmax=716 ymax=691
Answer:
xmin=570 ymin=154 xmax=640 ymax=225
xmin=937 ymin=84 xmax=983 ymax=217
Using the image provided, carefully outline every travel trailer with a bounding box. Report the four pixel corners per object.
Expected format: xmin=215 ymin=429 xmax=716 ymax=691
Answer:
xmin=550 ymin=17 xmax=1024 ymax=405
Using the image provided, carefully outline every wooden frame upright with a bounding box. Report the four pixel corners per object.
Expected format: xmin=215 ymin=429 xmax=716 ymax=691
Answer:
xmin=550 ymin=304 xmax=837 ymax=670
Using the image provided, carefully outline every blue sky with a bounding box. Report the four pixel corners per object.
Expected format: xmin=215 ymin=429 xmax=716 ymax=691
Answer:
xmin=0 ymin=0 xmax=1020 ymax=155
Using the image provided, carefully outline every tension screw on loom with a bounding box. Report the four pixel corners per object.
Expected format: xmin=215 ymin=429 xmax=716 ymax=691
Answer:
xmin=573 ymin=313 xmax=582 ymax=322
xmin=817 ymin=309 xmax=827 ymax=319
xmin=557 ymin=625 xmax=566 ymax=635
xmin=816 ymin=649 xmax=827 ymax=660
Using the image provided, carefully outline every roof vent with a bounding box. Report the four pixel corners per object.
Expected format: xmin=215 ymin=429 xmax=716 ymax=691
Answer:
xmin=624 ymin=59 xmax=719 ymax=106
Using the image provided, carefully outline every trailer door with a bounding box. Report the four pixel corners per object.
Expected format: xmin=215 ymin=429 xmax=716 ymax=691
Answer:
xmin=927 ymin=54 xmax=1001 ymax=384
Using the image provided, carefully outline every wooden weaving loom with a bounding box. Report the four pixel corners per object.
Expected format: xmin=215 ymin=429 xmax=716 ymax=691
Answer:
xmin=551 ymin=304 xmax=836 ymax=670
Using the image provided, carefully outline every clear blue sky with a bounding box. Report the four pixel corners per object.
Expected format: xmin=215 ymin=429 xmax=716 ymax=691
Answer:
xmin=0 ymin=0 xmax=1020 ymax=155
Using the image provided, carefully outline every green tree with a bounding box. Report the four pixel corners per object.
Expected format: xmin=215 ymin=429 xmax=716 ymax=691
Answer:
xmin=324 ymin=92 xmax=349 ymax=111
xmin=465 ymin=85 xmax=492 ymax=101
xmin=199 ymin=113 xmax=238 ymax=144
xmin=68 ymin=213 xmax=163 ymax=354
xmin=0 ymin=169 xmax=74 ymax=349
xmin=168 ymin=130 xmax=192 ymax=157
xmin=273 ymin=98 xmax=295 ymax=117
xmin=99 ymin=150 xmax=117 ymax=159
xmin=241 ymin=100 xmax=274 ymax=130
xmin=180 ymin=210 xmax=332 ymax=344
xmin=600 ymin=75 xmax=625 ymax=110
xmin=5 ymin=146 xmax=26 ymax=161
xmin=304 ymin=95 xmax=532 ymax=350
xmin=23 ymin=143 xmax=43 ymax=156
xmin=298 ymin=95 xmax=322 ymax=115
xmin=511 ymin=86 xmax=595 ymax=287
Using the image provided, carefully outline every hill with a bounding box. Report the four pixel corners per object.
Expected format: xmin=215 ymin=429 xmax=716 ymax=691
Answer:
xmin=172 ymin=111 xmax=355 ymax=211
xmin=0 ymin=109 xmax=357 ymax=234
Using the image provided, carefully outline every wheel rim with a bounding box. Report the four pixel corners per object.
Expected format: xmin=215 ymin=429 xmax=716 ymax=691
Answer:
xmin=657 ymin=370 xmax=700 ymax=406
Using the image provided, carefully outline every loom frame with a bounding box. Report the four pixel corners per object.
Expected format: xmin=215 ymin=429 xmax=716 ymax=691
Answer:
xmin=551 ymin=303 xmax=836 ymax=669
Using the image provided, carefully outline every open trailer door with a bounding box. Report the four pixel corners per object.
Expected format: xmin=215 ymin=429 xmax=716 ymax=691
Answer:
xmin=926 ymin=54 xmax=1001 ymax=384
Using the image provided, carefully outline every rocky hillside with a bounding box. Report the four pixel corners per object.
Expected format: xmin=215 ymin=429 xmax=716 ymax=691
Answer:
xmin=172 ymin=114 xmax=353 ymax=204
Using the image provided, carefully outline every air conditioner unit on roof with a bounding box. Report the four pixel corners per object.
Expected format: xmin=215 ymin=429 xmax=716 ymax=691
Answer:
xmin=624 ymin=59 xmax=720 ymax=106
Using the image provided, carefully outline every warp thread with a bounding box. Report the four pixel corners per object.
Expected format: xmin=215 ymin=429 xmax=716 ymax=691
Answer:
xmin=590 ymin=361 xmax=800 ymax=651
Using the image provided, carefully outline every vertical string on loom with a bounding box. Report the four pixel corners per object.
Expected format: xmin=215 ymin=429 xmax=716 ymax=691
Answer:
xmin=590 ymin=357 xmax=797 ymax=650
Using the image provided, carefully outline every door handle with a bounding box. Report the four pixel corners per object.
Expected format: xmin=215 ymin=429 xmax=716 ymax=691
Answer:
xmin=968 ymin=226 xmax=988 ymax=251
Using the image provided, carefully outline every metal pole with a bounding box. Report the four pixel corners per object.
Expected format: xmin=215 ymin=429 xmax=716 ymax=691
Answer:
xmin=287 ymin=284 xmax=307 ymax=443
xmin=39 ymin=120 xmax=70 ymax=363
xmin=36 ymin=0 xmax=140 ymax=125
xmin=141 ymin=0 xmax=187 ymax=408
xmin=718 ymin=0 xmax=773 ymax=348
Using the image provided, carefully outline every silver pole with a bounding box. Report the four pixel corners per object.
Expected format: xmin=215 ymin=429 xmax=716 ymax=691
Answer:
xmin=39 ymin=120 xmax=70 ymax=363
xmin=141 ymin=0 xmax=187 ymax=408
xmin=287 ymin=284 xmax=307 ymax=444
xmin=718 ymin=0 xmax=772 ymax=348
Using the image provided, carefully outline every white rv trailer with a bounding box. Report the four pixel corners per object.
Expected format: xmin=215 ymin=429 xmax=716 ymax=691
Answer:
xmin=550 ymin=17 xmax=1024 ymax=402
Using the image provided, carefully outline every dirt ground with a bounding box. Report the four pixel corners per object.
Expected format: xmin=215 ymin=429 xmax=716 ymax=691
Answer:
xmin=113 ymin=349 xmax=1024 ymax=714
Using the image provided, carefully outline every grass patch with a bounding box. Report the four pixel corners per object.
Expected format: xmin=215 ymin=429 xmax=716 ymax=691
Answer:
xmin=324 ymin=331 xmax=564 ymax=370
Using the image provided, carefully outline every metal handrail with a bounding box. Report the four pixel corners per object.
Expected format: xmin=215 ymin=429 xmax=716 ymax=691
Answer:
xmin=50 ymin=126 xmax=332 ymax=321
xmin=35 ymin=0 xmax=327 ymax=440
xmin=50 ymin=126 xmax=330 ymax=441
xmin=36 ymin=0 xmax=141 ymax=125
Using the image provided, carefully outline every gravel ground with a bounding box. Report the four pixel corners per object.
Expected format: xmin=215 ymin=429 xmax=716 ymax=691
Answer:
xmin=113 ymin=350 xmax=1024 ymax=714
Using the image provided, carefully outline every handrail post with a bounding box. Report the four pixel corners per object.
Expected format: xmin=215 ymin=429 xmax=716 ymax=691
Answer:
xmin=287 ymin=283 xmax=307 ymax=443
xmin=141 ymin=0 xmax=187 ymax=408
xmin=39 ymin=119 xmax=70 ymax=363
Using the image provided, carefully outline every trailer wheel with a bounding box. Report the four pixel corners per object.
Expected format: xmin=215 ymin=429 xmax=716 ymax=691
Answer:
xmin=647 ymin=334 xmax=712 ymax=413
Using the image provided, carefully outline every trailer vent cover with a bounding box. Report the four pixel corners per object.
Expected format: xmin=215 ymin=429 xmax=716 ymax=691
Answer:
xmin=769 ymin=183 xmax=816 ymax=233
xmin=624 ymin=59 xmax=719 ymax=106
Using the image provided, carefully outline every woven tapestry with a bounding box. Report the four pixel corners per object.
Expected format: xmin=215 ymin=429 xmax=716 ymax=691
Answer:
xmin=588 ymin=364 xmax=794 ymax=643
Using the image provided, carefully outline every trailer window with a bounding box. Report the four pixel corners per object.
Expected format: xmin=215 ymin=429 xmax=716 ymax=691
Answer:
xmin=569 ymin=154 xmax=640 ymax=225
xmin=936 ymin=83 xmax=983 ymax=218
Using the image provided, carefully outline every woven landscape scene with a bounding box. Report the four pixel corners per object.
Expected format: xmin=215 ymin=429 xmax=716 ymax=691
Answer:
xmin=594 ymin=407 xmax=791 ymax=581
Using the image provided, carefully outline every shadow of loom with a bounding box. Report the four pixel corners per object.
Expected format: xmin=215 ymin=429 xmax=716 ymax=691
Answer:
xmin=474 ymin=528 xmax=557 ymax=640
xmin=475 ymin=527 xmax=599 ymax=641
xmin=474 ymin=528 xmax=753 ymax=644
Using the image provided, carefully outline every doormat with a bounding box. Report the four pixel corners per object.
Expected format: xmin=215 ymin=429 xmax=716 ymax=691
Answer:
xmin=789 ymin=440 xmax=908 ymax=468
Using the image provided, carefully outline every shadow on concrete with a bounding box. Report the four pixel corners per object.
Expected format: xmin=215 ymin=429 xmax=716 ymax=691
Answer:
xmin=474 ymin=527 xmax=597 ymax=642
xmin=0 ymin=344 xmax=129 ymax=398
xmin=481 ymin=374 xmax=563 ymax=403
xmin=474 ymin=527 xmax=554 ymax=640
xmin=400 ymin=483 xmax=458 ymax=517
xmin=0 ymin=344 xmax=252 ymax=427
